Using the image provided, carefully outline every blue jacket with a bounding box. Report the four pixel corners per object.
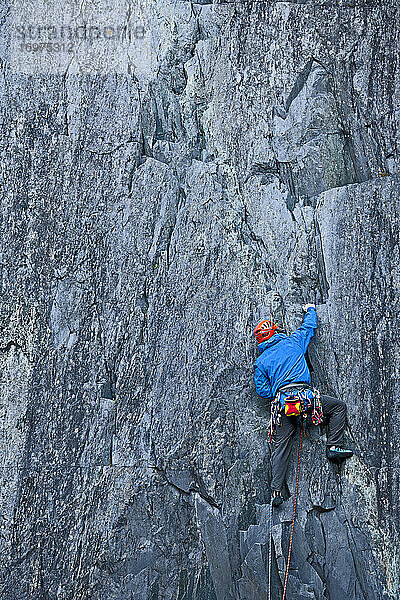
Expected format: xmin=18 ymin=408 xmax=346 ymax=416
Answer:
xmin=254 ymin=307 xmax=317 ymax=400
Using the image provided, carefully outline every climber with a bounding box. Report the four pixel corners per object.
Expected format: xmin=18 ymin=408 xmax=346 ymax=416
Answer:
xmin=254 ymin=304 xmax=353 ymax=507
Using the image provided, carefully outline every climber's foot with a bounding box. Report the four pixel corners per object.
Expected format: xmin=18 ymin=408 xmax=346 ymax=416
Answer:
xmin=326 ymin=445 xmax=353 ymax=463
xmin=271 ymin=490 xmax=284 ymax=508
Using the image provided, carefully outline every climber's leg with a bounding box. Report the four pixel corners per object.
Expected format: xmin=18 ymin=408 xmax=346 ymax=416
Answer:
xmin=320 ymin=394 xmax=346 ymax=445
xmin=320 ymin=394 xmax=353 ymax=460
xmin=271 ymin=413 xmax=297 ymax=493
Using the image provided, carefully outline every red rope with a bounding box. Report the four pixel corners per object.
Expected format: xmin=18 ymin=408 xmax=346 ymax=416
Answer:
xmin=282 ymin=424 xmax=303 ymax=600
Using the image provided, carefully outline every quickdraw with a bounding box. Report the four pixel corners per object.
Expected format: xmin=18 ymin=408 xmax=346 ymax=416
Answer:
xmin=268 ymin=397 xmax=282 ymax=442
xmin=311 ymin=388 xmax=323 ymax=425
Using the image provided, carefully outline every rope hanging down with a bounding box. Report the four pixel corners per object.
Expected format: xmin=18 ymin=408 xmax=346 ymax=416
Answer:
xmin=282 ymin=425 xmax=303 ymax=600
xmin=267 ymin=424 xmax=303 ymax=600
xmin=268 ymin=501 xmax=273 ymax=600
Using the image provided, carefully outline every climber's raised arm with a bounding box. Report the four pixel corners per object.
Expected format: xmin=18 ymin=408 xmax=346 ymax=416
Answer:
xmin=288 ymin=303 xmax=317 ymax=353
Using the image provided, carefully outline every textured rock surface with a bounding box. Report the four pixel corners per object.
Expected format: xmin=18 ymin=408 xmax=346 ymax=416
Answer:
xmin=1 ymin=2 xmax=399 ymax=599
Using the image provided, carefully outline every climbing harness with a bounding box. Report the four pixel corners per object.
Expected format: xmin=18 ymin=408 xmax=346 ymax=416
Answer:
xmin=267 ymin=424 xmax=303 ymax=600
xmin=268 ymin=386 xmax=323 ymax=442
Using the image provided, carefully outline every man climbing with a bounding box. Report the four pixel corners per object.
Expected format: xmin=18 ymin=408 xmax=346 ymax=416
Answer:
xmin=254 ymin=303 xmax=353 ymax=507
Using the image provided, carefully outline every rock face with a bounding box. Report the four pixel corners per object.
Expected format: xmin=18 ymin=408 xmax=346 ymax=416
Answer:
xmin=0 ymin=2 xmax=399 ymax=599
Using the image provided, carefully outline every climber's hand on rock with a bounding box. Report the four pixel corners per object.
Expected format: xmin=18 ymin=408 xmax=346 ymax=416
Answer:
xmin=302 ymin=303 xmax=316 ymax=311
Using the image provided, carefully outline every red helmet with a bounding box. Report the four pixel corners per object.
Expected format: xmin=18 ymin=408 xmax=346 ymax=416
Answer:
xmin=254 ymin=320 xmax=278 ymax=343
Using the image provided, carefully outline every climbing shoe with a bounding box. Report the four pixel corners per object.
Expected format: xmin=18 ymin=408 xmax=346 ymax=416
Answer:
xmin=271 ymin=490 xmax=284 ymax=508
xmin=326 ymin=446 xmax=353 ymax=461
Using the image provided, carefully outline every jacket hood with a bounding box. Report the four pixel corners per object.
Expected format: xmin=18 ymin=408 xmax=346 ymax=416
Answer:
xmin=257 ymin=333 xmax=288 ymax=353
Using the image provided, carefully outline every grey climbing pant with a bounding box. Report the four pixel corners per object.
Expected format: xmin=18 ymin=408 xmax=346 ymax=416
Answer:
xmin=270 ymin=394 xmax=347 ymax=492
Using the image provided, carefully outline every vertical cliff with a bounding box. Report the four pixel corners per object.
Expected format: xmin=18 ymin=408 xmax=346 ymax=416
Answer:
xmin=0 ymin=2 xmax=399 ymax=599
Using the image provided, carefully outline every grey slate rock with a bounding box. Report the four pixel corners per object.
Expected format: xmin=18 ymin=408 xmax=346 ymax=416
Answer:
xmin=0 ymin=2 xmax=399 ymax=599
